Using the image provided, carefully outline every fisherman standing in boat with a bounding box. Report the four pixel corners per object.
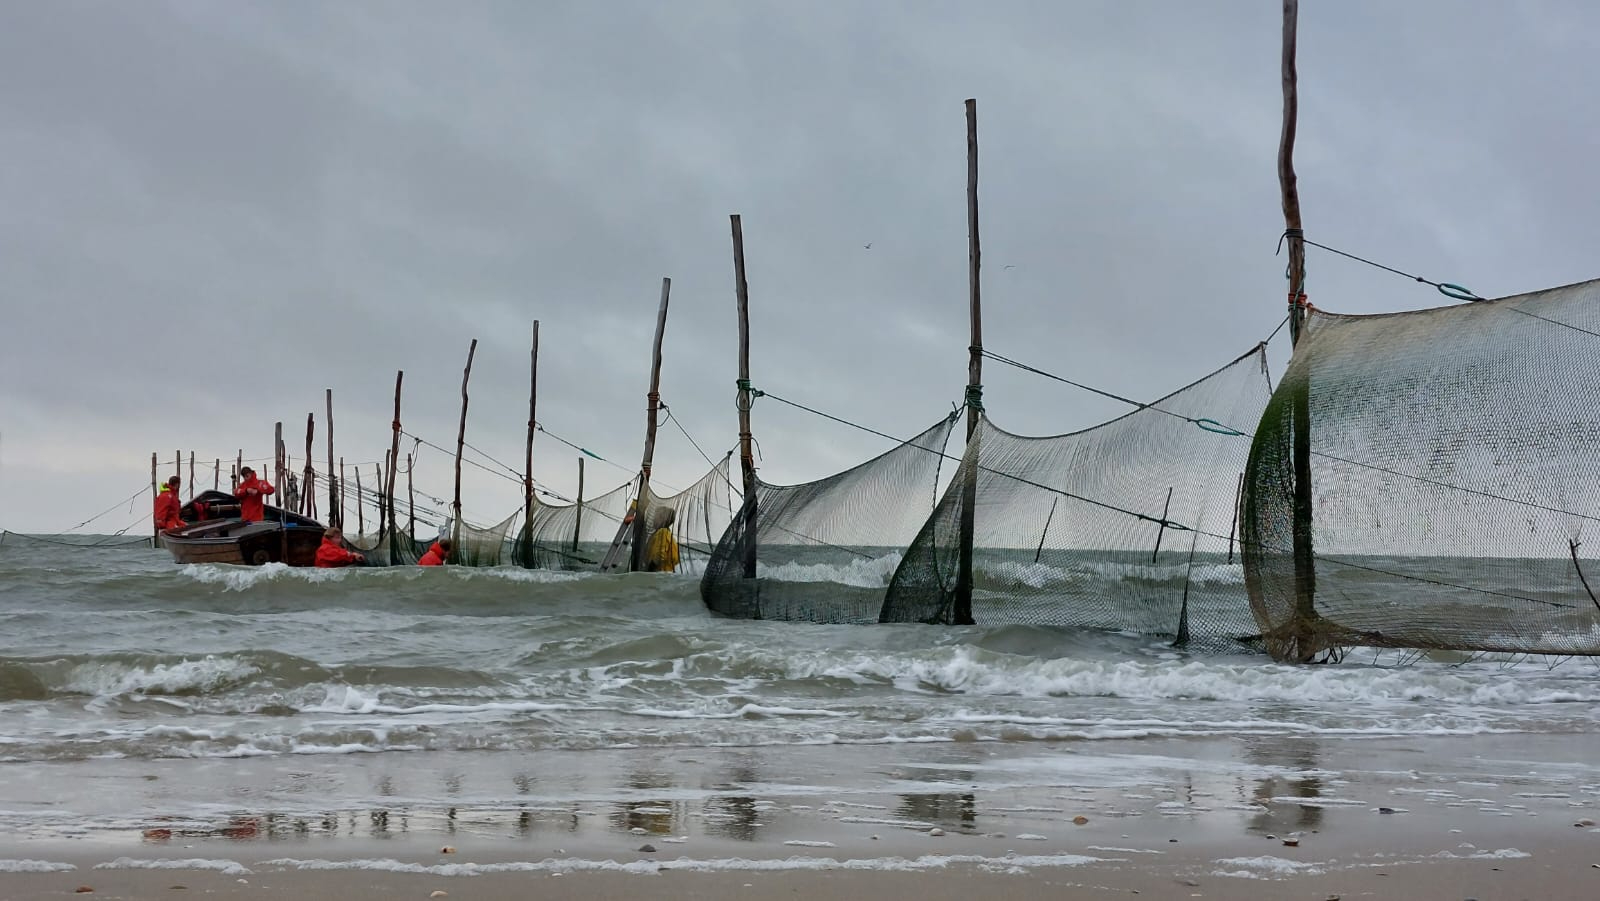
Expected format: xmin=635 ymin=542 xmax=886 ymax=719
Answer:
xmin=153 ymin=476 xmax=184 ymax=532
xmin=234 ymin=467 xmax=275 ymax=523
xmin=314 ymin=527 xmax=365 ymax=568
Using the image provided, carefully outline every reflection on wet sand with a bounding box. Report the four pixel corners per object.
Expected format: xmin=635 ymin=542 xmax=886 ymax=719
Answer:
xmin=1243 ymin=732 xmax=1326 ymax=835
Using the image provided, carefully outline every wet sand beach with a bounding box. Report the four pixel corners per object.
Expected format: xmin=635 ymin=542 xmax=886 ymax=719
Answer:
xmin=4 ymin=734 xmax=1598 ymax=900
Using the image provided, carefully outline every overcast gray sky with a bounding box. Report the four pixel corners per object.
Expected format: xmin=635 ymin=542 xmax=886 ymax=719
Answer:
xmin=2 ymin=0 xmax=1596 ymax=536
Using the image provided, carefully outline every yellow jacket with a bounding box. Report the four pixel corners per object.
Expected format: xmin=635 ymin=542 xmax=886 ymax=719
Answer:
xmin=644 ymin=527 xmax=679 ymax=573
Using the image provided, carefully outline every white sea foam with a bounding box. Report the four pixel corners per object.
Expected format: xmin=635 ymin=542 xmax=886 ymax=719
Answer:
xmin=759 ymin=553 xmax=902 ymax=588
xmin=261 ymin=851 xmax=1103 ymax=876
xmin=181 ymin=562 xmax=350 ymax=590
xmin=0 ymin=859 xmax=76 ymax=873
xmin=1212 ymin=855 xmax=1326 ymax=878
xmin=95 ymin=857 xmax=251 ymax=875
xmin=66 ymin=656 xmax=260 ymax=697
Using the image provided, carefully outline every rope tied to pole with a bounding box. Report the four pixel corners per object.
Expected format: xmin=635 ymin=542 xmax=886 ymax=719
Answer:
xmin=963 ymin=383 xmax=984 ymax=412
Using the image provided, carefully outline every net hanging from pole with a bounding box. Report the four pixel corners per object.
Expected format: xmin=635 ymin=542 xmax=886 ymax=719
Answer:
xmin=1244 ymin=278 xmax=1600 ymax=661
xmin=512 ymin=478 xmax=635 ymax=570
xmin=348 ymin=525 xmax=427 ymax=566
xmin=881 ymin=346 xmax=1273 ymax=641
xmin=700 ymin=414 xmax=960 ymax=623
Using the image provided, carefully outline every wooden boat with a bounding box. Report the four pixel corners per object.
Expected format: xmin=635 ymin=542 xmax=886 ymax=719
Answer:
xmin=159 ymin=490 xmax=326 ymax=566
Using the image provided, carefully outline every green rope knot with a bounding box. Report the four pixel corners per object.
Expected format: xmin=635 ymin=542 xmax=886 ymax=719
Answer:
xmin=1437 ymin=283 xmax=1481 ymax=302
xmin=736 ymin=378 xmax=752 ymax=391
xmin=963 ymin=384 xmax=984 ymax=411
xmin=1191 ymin=418 xmax=1246 ymax=437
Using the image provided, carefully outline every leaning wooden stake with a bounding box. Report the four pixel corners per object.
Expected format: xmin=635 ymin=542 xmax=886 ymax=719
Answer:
xmin=354 ymin=465 xmax=365 ymax=535
xmin=452 ymin=339 xmax=479 ymax=560
xmin=951 ymin=98 xmax=983 ymax=626
xmin=302 ymin=414 xmax=316 ymax=520
xmin=524 ymin=322 xmax=540 ymax=565
xmin=325 ymin=389 xmax=338 ymax=529
xmin=387 ymin=371 xmax=404 ymax=536
xmin=730 ymin=215 xmax=758 ymax=580
xmin=1278 ymin=0 xmax=1318 ymax=661
xmin=406 ymin=452 xmax=415 ymax=539
xmin=629 ymin=279 xmax=672 ymax=571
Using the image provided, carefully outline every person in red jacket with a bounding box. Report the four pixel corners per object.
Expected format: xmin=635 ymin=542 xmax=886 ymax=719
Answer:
xmin=418 ymin=537 xmax=453 ymax=566
xmin=234 ymin=467 xmax=275 ymax=522
xmin=153 ymin=476 xmax=185 ymax=531
xmin=314 ymin=528 xmax=365 ymax=568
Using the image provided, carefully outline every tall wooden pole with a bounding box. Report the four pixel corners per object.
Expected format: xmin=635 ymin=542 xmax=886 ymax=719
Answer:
xmin=325 ymin=389 xmax=338 ymax=529
xmin=406 ymin=452 xmax=415 ymax=539
xmin=1279 ymin=0 xmax=1317 ymax=660
xmin=354 ymin=465 xmax=365 ymax=535
xmin=273 ymin=422 xmax=284 ymax=496
xmin=188 ymin=452 xmax=195 ymax=501
xmin=387 ymin=371 xmax=404 ymax=536
xmin=630 ymin=278 xmax=671 ymax=571
xmin=573 ymin=456 xmax=585 ymax=552
xmin=453 ymin=339 xmax=479 ymax=559
xmin=150 ymin=452 xmax=159 ymax=539
xmin=730 ymin=215 xmax=758 ymax=579
xmin=525 ymin=322 xmax=540 ymax=564
xmin=952 ymin=98 xmax=983 ymax=626
xmin=339 ymin=457 xmax=347 ymax=528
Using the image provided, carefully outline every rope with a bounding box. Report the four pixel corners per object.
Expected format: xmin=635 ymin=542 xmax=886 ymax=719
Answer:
xmin=979 ymin=348 xmax=1254 ymax=437
xmin=1283 ymin=232 xmax=1600 ymax=340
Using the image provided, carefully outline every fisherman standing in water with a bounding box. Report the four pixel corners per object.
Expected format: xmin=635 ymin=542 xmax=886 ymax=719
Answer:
xmin=644 ymin=508 xmax=679 ymax=573
xmin=314 ymin=527 xmax=365 ymax=568
xmin=418 ymin=537 xmax=453 ymax=566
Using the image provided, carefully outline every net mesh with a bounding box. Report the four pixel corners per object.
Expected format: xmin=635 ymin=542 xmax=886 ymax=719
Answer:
xmin=511 ymin=478 xmax=635 ymax=570
xmin=450 ymin=511 xmax=519 ymax=567
xmin=1244 ymin=279 xmax=1600 ymax=660
xmin=881 ymin=347 xmax=1272 ymax=641
xmin=348 ymin=525 xmax=427 ymax=566
xmin=700 ymin=414 xmax=959 ymax=623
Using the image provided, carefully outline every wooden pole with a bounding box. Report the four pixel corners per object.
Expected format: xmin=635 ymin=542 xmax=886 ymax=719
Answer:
xmin=453 ymin=339 xmax=479 ymax=559
xmin=406 ymin=452 xmax=415 ymax=539
xmin=273 ymin=422 xmax=284 ymax=496
xmin=387 ymin=371 xmax=404 ymax=536
xmin=339 ymin=457 xmax=347 ymax=528
xmin=188 ymin=452 xmax=195 ymax=501
xmin=325 ymin=389 xmax=338 ymax=529
xmin=234 ymin=450 xmax=242 ymax=491
xmin=173 ymin=450 xmax=180 ymax=480
xmin=302 ymin=414 xmax=316 ymax=520
xmin=213 ymin=458 xmax=219 ymax=492
xmin=730 ymin=215 xmax=758 ymax=579
xmin=952 ymin=98 xmax=983 ymax=626
xmin=150 ymin=452 xmax=159 ymax=539
xmin=573 ymin=456 xmax=585 ymax=552
xmin=1279 ymin=0 xmax=1317 ymax=660
xmin=630 ymin=278 xmax=671 ymax=571
xmin=355 ymin=465 xmax=365 ymax=535
xmin=525 ymin=321 xmax=540 ymax=565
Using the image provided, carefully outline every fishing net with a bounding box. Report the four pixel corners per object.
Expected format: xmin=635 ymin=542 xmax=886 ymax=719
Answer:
xmin=881 ymin=346 xmax=1272 ymax=642
xmin=700 ymin=414 xmax=959 ymax=623
xmin=348 ymin=526 xmax=426 ymax=566
xmin=1244 ymin=279 xmax=1600 ymax=661
xmin=449 ymin=511 xmax=519 ymax=567
xmin=511 ymin=478 xmax=635 ymax=571
xmin=0 ymin=531 xmax=153 ymax=550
